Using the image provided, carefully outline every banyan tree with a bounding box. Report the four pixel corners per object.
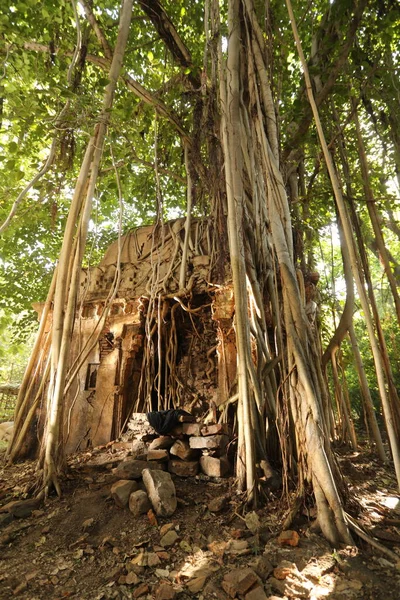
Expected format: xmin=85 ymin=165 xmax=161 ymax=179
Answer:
xmin=2 ymin=0 xmax=400 ymax=548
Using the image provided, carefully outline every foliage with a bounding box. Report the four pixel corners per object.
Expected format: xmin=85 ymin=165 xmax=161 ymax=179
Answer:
xmin=0 ymin=309 xmax=35 ymax=383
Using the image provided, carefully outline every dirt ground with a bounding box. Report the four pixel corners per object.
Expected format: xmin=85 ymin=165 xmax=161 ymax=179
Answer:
xmin=0 ymin=442 xmax=399 ymax=600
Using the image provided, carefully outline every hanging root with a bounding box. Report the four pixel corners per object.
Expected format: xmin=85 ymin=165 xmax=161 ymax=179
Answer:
xmin=206 ymin=344 xmax=218 ymax=380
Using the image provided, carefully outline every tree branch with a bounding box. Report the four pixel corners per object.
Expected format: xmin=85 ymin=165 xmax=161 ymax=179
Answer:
xmin=283 ymin=0 xmax=368 ymax=170
xmin=19 ymin=42 xmax=188 ymax=140
xmin=137 ymin=0 xmax=193 ymax=68
xmin=78 ymin=0 xmax=113 ymax=60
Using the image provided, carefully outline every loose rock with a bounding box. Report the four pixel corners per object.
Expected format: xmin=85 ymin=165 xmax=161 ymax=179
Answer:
xmin=200 ymin=455 xmax=229 ymax=477
xmin=126 ymin=572 xmax=140 ymax=585
xmin=111 ymin=480 xmax=138 ymax=508
xmin=147 ymin=552 xmax=161 ymax=567
xmin=147 ymin=508 xmax=158 ymax=526
xmin=187 ymin=575 xmax=208 ymax=593
xmin=129 ymin=490 xmax=152 ymax=516
xmin=222 ymin=568 xmax=261 ymax=597
xmin=250 ymin=555 xmax=274 ymax=580
xmin=277 ymin=529 xmax=300 ymax=547
xmin=207 ymin=495 xmax=228 ymax=513
xmin=245 ymin=511 xmax=261 ymax=534
xmin=155 ymin=568 xmax=170 ymax=578
xmin=273 ymin=560 xmax=298 ymax=580
xmin=244 ymin=586 xmax=268 ymax=600
xmin=0 ymin=498 xmax=41 ymax=519
xmin=132 ymin=583 xmax=149 ymax=598
xmin=142 ymin=469 xmax=177 ymax=517
xmin=159 ymin=523 xmax=175 ymax=536
xmin=155 ymin=582 xmax=176 ymax=600
xmin=168 ymin=459 xmax=199 ymax=477
xmin=160 ymin=530 xmax=179 ymax=547
xmin=170 ymin=439 xmax=199 ymax=461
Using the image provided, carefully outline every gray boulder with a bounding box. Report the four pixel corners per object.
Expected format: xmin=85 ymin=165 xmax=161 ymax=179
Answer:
xmin=142 ymin=469 xmax=177 ymax=517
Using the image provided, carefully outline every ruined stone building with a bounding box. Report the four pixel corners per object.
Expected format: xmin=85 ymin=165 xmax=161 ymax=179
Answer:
xmin=34 ymin=218 xmax=238 ymax=454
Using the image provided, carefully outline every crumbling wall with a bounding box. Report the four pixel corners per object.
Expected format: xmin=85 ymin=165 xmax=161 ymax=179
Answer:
xmin=64 ymin=300 xmax=144 ymax=453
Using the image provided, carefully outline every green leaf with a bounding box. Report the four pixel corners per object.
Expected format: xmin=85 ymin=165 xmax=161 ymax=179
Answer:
xmin=8 ymin=142 xmax=18 ymax=153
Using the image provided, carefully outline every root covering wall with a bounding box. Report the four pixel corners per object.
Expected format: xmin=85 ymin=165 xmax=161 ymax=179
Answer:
xmin=34 ymin=218 xmax=236 ymax=453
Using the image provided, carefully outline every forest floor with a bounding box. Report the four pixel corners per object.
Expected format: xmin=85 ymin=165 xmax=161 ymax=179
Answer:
xmin=0 ymin=441 xmax=399 ymax=600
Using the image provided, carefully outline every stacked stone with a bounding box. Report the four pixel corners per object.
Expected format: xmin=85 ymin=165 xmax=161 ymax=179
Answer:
xmin=110 ymin=420 xmax=231 ymax=515
xmin=147 ymin=421 xmax=231 ymax=478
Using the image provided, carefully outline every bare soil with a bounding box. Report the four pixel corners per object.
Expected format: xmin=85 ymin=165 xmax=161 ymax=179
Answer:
xmin=0 ymin=443 xmax=399 ymax=600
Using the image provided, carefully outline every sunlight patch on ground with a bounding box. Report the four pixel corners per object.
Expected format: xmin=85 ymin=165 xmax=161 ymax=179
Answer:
xmin=310 ymin=574 xmax=336 ymax=598
xmin=380 ymin=496 xmax=400 ymax=511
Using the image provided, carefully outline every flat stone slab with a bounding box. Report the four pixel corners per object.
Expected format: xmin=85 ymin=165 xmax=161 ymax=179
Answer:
xmin=182 ymin=423 xmax=202 ymax=436
xmin=149 ymin=436 xmax=175 ymax=450
xmin=200 ymin=423 xmax=229 ymax=436
xmin=147 ymin=449 xmax=169 ymax=461
xmin=142 ymin=468 xmax=177 ymax=517
xmin=189 ymin=435 xmax=229 ymax=451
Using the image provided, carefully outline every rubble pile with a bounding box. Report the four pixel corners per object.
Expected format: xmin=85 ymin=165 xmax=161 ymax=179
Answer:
xmin=111 ymin=414 xmax=232 ymax=518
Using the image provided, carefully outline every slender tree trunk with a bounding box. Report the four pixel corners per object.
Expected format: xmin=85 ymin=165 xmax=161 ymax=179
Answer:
xmin=348 ymin=324 xmax=387 ymax=462
xmin=347 ymin=194 xmax=400 ymax=441
xmin=42 ymin=0 xmax=134 ymax=495
xmin=352 ymin=98 xmax=400 ymax=327
xmin=331 ymin=103 xmax=387 ymax=461
xmin=331 ymin=350 xmax=358 ymax=449
xmin=218 ymin=0 xmax=256 ymax=500
xmin=285 ymin=0 xmax=400 ymax=492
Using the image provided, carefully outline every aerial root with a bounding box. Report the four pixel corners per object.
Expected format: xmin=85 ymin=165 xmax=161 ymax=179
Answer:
xmin=345 ymin=512 xmax=400 ymax=563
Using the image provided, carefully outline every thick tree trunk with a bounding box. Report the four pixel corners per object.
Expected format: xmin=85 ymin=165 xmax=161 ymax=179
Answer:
xmin=212 ymin=0 xmax=354 ymax=543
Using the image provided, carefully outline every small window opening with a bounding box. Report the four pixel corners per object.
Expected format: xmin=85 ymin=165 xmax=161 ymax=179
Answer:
xmin=85 ymin=363 xmax=100 ymax=390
